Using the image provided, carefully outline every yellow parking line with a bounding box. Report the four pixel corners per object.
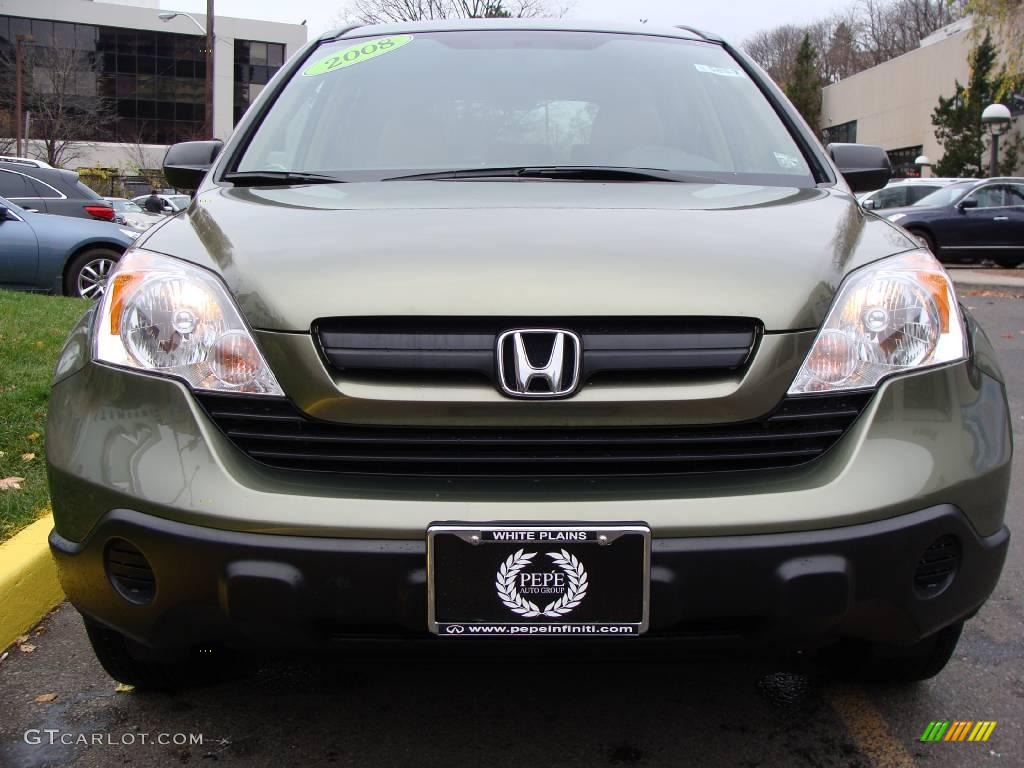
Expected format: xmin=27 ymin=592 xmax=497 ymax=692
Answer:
xmin=828 ymin=685 xmax=917 ymax=768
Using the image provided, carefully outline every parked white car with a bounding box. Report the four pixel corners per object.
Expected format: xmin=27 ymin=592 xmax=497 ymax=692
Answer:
xmin=104 ymin=197 xmax=165 ymax=232
xmin=859 ymin=178 xmax=971 ymax=211
xmin=130 ymin=193 xmax=192 ymax=214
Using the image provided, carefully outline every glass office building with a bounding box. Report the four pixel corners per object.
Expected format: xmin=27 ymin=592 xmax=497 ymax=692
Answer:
xmin=0 ymin=13 xmax=290 ymax=146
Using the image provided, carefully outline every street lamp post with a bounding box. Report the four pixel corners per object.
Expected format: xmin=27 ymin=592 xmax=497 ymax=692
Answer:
xmin=206 ymin=0 xmax=214 ymax=140
xmin=159 ymin=7 xmax=214 ymax=140
xmin=14 ymin=34 xmax=35 ymax=158
xmin=981 ymin=103 xmax=1012 ymax=177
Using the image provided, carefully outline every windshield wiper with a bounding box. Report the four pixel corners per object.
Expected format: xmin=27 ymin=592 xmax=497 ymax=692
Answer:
xmin=383 ymin=166 xmax=711 ymax=183
xmin=223 ymin=171 xmax=348 ymax=186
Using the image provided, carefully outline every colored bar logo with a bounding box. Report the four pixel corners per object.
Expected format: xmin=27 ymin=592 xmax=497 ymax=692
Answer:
xmin=920 ymin=721 xmax=997 ymax=742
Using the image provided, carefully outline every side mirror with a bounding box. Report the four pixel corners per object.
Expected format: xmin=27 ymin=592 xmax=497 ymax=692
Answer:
xmin=958 ymin=198 xmax=978 ymax=210
xmin=827 ymin=143 xmax=892 ymax=193
xmin=163 ymin=140 xmax=224 ymax=191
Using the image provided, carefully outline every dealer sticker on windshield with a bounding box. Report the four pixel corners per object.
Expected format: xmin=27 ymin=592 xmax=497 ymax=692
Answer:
xmin=303 ymin=35 xmax=414 ymax=77
xmin=694 ymin=63 xmax=745 ymax=78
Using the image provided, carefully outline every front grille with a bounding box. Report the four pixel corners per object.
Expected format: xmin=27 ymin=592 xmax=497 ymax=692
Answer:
xmin=316 ymin=317 xmax=760 ymax=386
xmin=196 ymin=392 xmax=871 ymax=479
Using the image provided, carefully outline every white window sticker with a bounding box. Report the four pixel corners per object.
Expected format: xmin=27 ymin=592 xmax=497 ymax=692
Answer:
xmin=694 ymin=63 xmax=745 ymax=78
xmin=773 ymin=152 xmax=801 ymax=169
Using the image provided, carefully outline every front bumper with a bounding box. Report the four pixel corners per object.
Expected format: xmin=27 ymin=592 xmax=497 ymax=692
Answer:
xmin=51 ymin=504 xmax=1008 ymax=648
xmin=46 ymin=311 xmax=1013 ymax=649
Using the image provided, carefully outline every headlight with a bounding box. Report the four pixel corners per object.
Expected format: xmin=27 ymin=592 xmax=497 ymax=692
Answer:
xmin=886 ymin=213 xmax=906 ymax=222
xmin=788 ymin=250 xmax=966 ymax=394
xmin=94 ymin=250 xmax=284 ymax=395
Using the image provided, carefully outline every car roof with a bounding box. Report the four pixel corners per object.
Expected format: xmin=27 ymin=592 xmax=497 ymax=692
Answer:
xmin=0 ymin=161 xmax=76 ymax=182
xmin=324 ymin=18 xmax=717 ymax=44
xmin=889 ymin=178 xmax=961 ymax=185
xmin=0 ymin=155 xmax=53 ymax=168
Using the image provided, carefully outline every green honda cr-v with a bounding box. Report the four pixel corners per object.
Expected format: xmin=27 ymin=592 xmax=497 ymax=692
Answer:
xmin=47 ymin=19 xmax=1011 ymax=689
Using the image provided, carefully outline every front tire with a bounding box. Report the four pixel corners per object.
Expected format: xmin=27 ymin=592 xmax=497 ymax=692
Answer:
xmin=823 ymin=621 xmax=963 ymax=684
xmin=83 ymin=618 xmax=244 ymax=691
xmin=64 ymin=248 xmax=121 ymax=299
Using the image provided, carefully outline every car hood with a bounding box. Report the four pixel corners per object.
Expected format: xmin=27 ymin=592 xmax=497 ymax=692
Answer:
xmin=140 ymin=181 xmax=914 ymax=332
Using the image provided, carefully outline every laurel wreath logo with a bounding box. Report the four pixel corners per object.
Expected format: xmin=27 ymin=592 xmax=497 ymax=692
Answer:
xmin=495 ymin=548 xmax=588 ymax=618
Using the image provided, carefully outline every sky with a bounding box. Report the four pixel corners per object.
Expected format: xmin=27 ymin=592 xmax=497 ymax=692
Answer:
xmin=161 ymin=0 xmax=856 ymax=45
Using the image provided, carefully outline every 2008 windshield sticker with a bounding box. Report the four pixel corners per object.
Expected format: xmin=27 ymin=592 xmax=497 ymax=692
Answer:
xmin=694 ymin=63 xmax=745 ymax=78
xmin=303 ymin=35 xmax=414 ymax=76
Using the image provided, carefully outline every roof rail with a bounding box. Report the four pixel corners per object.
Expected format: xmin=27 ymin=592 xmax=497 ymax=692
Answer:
xmin=674 ymin=25 xmax=723 ymax=43
xmin=318 ymin=23 xmax=363 ymax=42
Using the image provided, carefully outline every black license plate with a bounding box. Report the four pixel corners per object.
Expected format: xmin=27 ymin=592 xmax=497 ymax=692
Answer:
xmin=428 ymin=524 xmax=650 ymax=637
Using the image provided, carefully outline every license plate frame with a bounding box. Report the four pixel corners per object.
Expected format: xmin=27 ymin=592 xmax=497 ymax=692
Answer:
xmin=427 ymin=523 xmax=651 ymax=637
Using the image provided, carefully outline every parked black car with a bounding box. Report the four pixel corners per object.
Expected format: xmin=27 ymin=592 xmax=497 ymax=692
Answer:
xmin=0 ymin=161 xmax=114 ymax=222
xmin=884 ymin=177 xmax=1024 ymax=267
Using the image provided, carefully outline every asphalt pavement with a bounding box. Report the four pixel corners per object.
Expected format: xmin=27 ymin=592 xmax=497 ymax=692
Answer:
xmin=1 ymin=296 xmax=1021 ymax=768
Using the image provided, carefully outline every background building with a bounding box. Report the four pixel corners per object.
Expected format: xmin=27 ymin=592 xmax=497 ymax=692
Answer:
xmin=821 ymin=18 xmax=1022 ymax=178
xmin=0 ymin=0 xmax=306 ymax=172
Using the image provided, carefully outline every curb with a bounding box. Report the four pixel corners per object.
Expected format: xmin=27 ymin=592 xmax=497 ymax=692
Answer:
xmin=0 ymin=513 xmax=63 ymax=652
xmin=954 ymin=282 xmax=1024 ymax=297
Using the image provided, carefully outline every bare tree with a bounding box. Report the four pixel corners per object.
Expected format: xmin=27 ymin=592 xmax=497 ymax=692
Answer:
xmin=860 ymin=0 xmax=964 ymax=66
xmin=24 ymin=45 xmax=112 ymax=167
xmin=743 ymin=24 xmax=807 ymax=87
xmin=0 ymin=113 xmax=15 ymax=156
xmin=341 ymin=0 xmax=569 ymax=24
xmin=0 ymin=51 xmax=19 ymax=155
xmin=744 ymin=0 xmax=966 ymax=87
xmin=121 ymin=123 xmax=165 ymax=188
xmin=823 ymin=17 xmax=864 ymax=83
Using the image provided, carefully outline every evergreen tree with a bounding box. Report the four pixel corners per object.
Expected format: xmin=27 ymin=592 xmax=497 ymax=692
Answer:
xmin=786 ymin=34 xmax=822 ymax=134
xmin=932 ymin=31 xmax=1000 ymax=177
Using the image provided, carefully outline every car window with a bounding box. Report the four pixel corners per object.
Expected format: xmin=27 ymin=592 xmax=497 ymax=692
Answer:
xmin=124 ymin=201 xmax=144 ymax=213
xmin=906 ymin=185 xmax=941 ymax=204
xmin=912 ymin=184 xmax=972 ymax=207
xmin=168 ymin=195 xmax=191 ymax=210
xmin=74 ymin=181 xmax=102 ymax=200
xmin=27 ymin=176 xmax=63 ymax=199
xmin=0 ymin=170 xmax=32 ymax=198
xmin=237 ymin=31 xmax=815 ymax=187
xmin=1006 ymin=184 xmax=1024 ymax=206
xmin=867 ymin=186 xmax=906 ymax=209
xmin=965 ymin=185 xmax=1006 ymax=208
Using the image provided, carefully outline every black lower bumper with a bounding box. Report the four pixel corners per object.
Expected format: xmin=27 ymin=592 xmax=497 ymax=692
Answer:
xmin=50 ymin=505 xmax=1008 ymax=650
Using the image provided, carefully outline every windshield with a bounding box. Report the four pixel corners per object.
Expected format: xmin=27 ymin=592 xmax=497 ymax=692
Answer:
xmin=236 ymin=31 xmax=814 ymax=186
xmin=111 ymin=200 xmax=143 ymax=212
xmin=913 ymin=184 xmax=973 ymax=207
